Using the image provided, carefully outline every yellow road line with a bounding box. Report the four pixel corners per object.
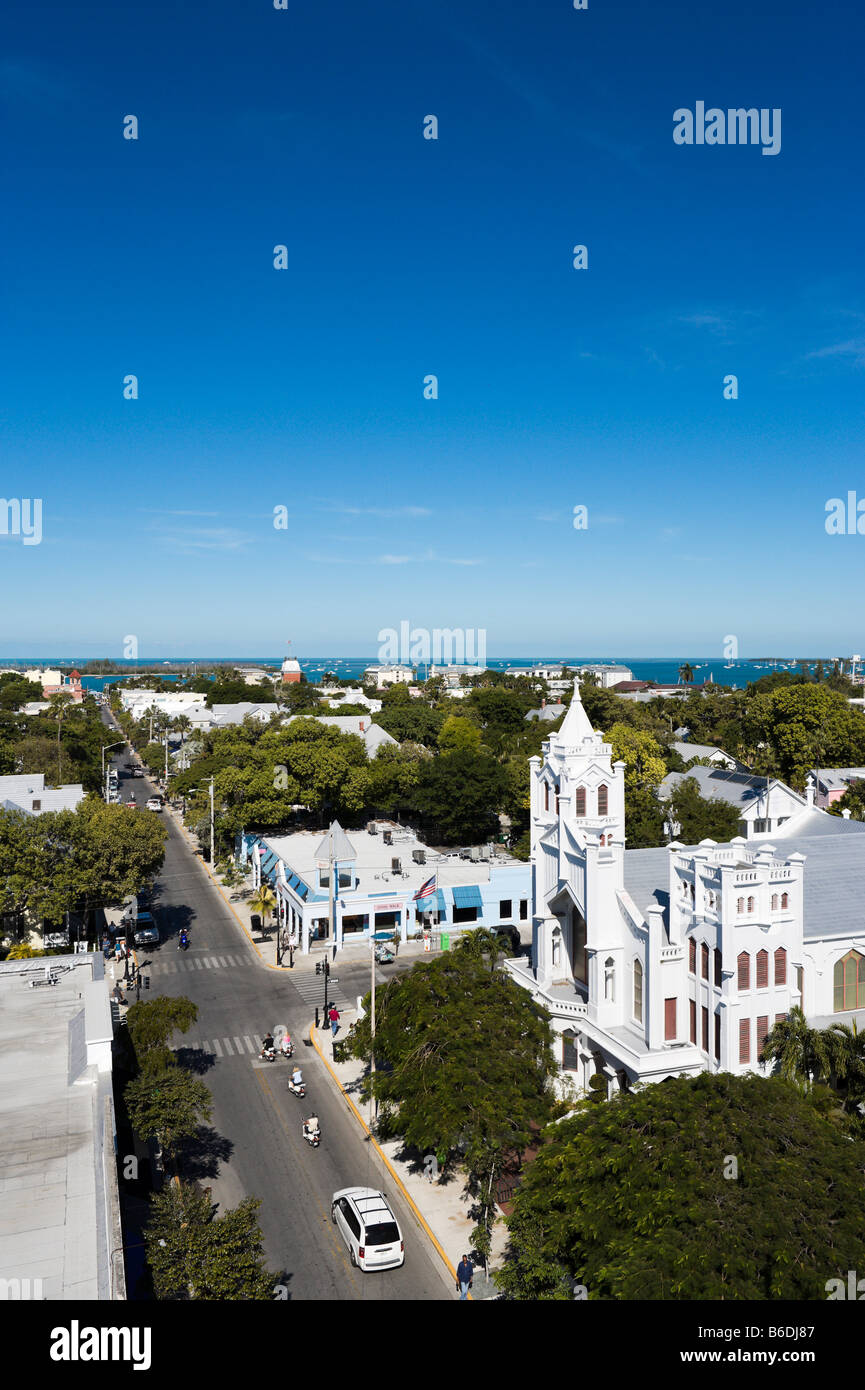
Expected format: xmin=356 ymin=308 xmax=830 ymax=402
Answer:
xmin=308 ymin=1024 xmax=463 ymax=1294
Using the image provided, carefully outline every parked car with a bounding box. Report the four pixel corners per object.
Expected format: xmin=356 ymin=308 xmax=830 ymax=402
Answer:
xmin=125 ymin=798 xmax=139 ymax=809
xmin=131 ymin=768 xmax=145 ymax=778
xmin=145 ymin=796 xmax=163 ymax=812
xmin=374 ymin=943 xmax=395 ymax=964
xmin=133 ymin=913 xmax=159 ymax=948
xmin=331 ymin=1188 xmax=404 ymax=1271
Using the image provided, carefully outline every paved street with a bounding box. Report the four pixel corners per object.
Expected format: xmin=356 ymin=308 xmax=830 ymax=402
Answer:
xmin=111 ymin=745 xmax=450 ymax=1301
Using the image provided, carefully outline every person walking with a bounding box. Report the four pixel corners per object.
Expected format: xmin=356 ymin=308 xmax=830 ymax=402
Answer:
xmin=328 ymin=1004 xmax=340 ymax=1038
xmin=102 ymin=934 xmax=111 ymax=960
xmin=456 ymin=1255 xmax=474 ymax=1300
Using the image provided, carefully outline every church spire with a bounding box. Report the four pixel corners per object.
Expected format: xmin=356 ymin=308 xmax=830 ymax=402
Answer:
xmin=557 ymin=678 xmax=595 ymax=745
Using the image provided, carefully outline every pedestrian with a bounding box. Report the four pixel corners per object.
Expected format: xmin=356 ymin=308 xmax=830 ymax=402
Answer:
xmin=328 ymin=1004 xmax=340 ymax=1038
xmin=102 ymin=934 xmax=111 ymax=960
xmin=456 ymin=1254 xmax=474 ymax=1300
xmin=114 ymin=940 xmax=124 ymax=963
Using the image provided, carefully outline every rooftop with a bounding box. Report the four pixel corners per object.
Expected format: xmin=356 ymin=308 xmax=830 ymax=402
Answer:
xmin=260 ymin=823 xmax=523 ymax=900
xmin=0 ymin=955 xmax=122 ymax=1300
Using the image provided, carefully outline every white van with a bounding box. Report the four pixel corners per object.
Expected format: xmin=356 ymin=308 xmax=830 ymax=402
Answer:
xmin=331 ymin=1187 xmax=404 ymax=1271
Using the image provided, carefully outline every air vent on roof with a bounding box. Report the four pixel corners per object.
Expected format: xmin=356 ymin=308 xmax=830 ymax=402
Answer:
xmin=412 ymin=849 xmax=426 ymax=865
xmin=392 ymin=857 xmax=401 ymax=874
xmin=367 ymin=821 xmax=378 ymax=834
xmin=383 ymin=829 xmax=393 ymax=845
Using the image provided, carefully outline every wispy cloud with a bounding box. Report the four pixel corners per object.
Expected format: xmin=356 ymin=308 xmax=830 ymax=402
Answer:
xmin=804 ymin=338 xmax=865 ymax=367
xmin=156 ymin=526 xmax=252 ymax=554
xmin=320 ymin=503 xmax=432 ymax=519
xmin=678 ymin=313 xmax=730 ymax=332
xmin=140 ymin=508 xmax=221 ymax=518
xmin=378 ymin=554 xmax=412 ymax=565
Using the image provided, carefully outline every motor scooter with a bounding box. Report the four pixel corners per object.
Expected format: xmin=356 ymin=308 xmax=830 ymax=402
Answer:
xmin=178 ymin=933 xmax=190 ymax=951
xmin=302 ymin=1117 xmax=320 ymax=1147
xmin=287 ymin=1075 xmax=306 ymax=1098
xmin=259 ymin=1044 xmax=277 ymax=1061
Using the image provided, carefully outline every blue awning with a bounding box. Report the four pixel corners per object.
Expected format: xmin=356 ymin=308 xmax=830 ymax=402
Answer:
xmin=452 ymin=885 xmax=483 ymax=909
xmin=296 ymin=880 xmax=309 ymax=901
xmin=259 ymin=850 xmax=279 ymax=878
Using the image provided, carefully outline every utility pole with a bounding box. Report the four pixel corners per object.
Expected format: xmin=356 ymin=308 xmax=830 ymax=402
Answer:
xmin=209 ymin=776 xmax=215 ymax=865
xmin=370 ymin=923 xmax=376 ymax=1123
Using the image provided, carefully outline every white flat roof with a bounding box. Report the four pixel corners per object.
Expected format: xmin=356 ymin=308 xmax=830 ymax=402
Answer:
xmin=261 ymin=825 xmax=524 ymax=898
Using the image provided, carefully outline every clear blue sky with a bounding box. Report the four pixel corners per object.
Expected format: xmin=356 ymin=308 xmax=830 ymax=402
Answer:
xmin=2 ymin=0 xmax=864 ymax=657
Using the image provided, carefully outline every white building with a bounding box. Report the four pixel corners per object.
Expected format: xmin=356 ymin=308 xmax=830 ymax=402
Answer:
xmin=670 ymin=740 xmax=740 ymax=771
xmin=577 ymin=664 xmax=634 ymax=688
xmin=242 ymin=821 xmax=529 ymax=955
xmin=506 ymin=680 xmax=865 ymax=1097
xmin=0 ymin=773 xmax=86 ymax=815
xmin=364 ymin=664 xmax=415 ymax=689
xmin=659 ymin=764 xmax=809 ymax=839
xmin=284 ymin=713 xmax=397 ymax=756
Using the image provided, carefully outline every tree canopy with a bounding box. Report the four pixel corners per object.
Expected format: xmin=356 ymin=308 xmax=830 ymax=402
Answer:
xmin=498 ymin=1072 xmax=865 ymax=1300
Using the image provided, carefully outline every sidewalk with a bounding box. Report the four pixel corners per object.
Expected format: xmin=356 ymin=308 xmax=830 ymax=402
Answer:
xmin=309 ymin=1020 xmax=507 ymax=1300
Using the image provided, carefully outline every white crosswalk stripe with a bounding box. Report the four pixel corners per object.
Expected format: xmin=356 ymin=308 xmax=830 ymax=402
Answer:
xmin=149 ymin=953 xmax=248 ymax=975
xmin=289 ymin=975 xmax=351 ymax=1010
xmin=187 ymin=1032 xmax=297 ymax=1061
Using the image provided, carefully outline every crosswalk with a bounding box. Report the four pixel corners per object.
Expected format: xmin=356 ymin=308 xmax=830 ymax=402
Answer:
xmin=148 ymin=953 xmax=247 ymax=974
xmin=288 ymin=975 xmax=352 ymax=1012
xmin=183 ymin=1032 xmax=274 ymax=1059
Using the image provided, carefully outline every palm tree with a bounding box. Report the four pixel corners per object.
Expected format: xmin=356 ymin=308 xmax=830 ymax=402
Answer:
xmin=678 ymin=663 xmax=695 ymax=685
xmin=248 ymin=884 xmax=277 ymax=936
xmin=760 ymin=1006 xmax=834 ymax=1087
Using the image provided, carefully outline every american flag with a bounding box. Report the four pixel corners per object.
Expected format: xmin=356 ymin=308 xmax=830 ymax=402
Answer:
xmin=413 ymin=873 xmax=437 ymax=902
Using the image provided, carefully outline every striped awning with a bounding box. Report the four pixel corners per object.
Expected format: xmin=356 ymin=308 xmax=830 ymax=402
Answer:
xmin=452 ymin=884 xmax=483 ymax=909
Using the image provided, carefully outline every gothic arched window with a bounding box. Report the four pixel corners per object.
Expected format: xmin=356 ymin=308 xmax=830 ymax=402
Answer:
xmin=597 ymin=784 xmax=608 ymax=816
xmin=834 ymin=951 xmax=865 ymax=1012
xmin=633 ymin=959 xmax=643 ymax=1022
xmin=604 ymin=956 xmax=615 ymax=1002
xmin=575 ymin=787 xmax=586 ymax=816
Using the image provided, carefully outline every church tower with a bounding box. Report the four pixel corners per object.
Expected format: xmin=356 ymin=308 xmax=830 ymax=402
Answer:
xmin=528 ymin=680 xmax=627 ymax=1026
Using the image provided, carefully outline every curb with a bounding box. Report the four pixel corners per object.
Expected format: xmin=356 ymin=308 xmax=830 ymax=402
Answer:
xmin=308 ymin=1022 xmax=466 ymax=1298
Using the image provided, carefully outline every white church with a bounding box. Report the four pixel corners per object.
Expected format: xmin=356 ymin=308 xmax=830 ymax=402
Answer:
xmin=506 ymin=682 xmax=865 ymax=1095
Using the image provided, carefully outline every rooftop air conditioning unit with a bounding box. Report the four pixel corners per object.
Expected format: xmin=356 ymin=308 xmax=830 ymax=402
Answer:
xmin=469 ymin=846 xmax=481 ymax=861
xmin=412 ymin=849 xmax=426 ymax=865
xmin=383 ymin=829 xmax=393 ymax=845
xmin=392 ymin=857 xmax=401 ymax=874
xmin=480 ymin=845 xmax=491 ymax=860
xmin=367 ymin=821 xmax=378 ymax=834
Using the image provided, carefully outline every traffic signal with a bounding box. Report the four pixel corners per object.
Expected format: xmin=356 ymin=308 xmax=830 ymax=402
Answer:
xmin=315 ymin=961 xmax=322 ymax=975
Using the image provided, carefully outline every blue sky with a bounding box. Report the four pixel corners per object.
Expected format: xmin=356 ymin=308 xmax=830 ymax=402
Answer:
xmin=1 ymin=0 xmax=864 ymax=657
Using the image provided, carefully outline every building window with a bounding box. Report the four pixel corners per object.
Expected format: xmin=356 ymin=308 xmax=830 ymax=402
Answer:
xmin=713 ymin=948 xmax=722 ymax=988
xmin=597 ymin=784 xmax=608 ymax=816
xmin=756 ymin=949 xmax=768 ymax=989
xmin=737 ymin=952 xmax=750 ymax=992
xmin=519 ymin=899 xmax=528 ymax=921
xmin=664 ymin=998 xmax=677 ymax=1041
xmin=774 ymin=947 xmax=787 ymax=986
xmin=756 ymin=1015 xmax=769 ymax=1057
xmin=562 ymin=1031 xmax=579 ymax=1071
xmin=633 ymin=959 xmax=643 ymax=1023
xmin=544 ymin=783 xmax=549 ymax=811
xmin=714 ymin=1012 xmax=721 ymax=1060
xmin=702 ymin=1006 xmax=709 ymax=1053
xmin=499 ymin=900 xmax=512 ymax=920
xmin=781 ymin=892 xmax=789 ymax=909
xmin=604 ymin=957 xmax=615 ymax=1002
xmin=555 ymin=786 xmax=560 ymax=815
xmin=771 ymin=893 xmax=778 ymax=911
xmin=775 ymin=1012 xmax=786 ymax=1024
xmin=737 ymin=897 xmax=744 ymax=914
xmin=689 ymin=999 xmax=697 ymax=1044
xmin=796 ymin=964 xmax=804 ymax=1012
xmin=575 ymin=787 xmax=586 ymax=816
xmin=689 ymin=938 xmax=696 ymax=974
xmin=834 ymin=950 xmax=865 ymax=1012
xmin=453 ymin=905 xmax=479 ymax=924
xmin=573 ymin=909 xmax=588 ymax=985
xmin=747 ymin=896 xmax=754 ymax=913
xmin=701 ymin=942 xmax=709 ymax=980
xmin=739 ymin=1019 xmax=750 ymax=1064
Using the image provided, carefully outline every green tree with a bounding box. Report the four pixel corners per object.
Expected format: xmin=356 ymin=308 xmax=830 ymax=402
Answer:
xmin=412 ymin=749 xmax=506 ymax=844
xmin=605 ymin=724 xmax=666 ymax=790
xmin=144 ymin=1183 xmax=274 ymax=1300
xmin=125 ymin=1061 xmax=213 ymax=1153
xmin=339 ymin=949 xmax=555 ymax=1232
xmin=437 ymin=714 xmax=482 ymax=755
xmin=498 ymin=1072 xmax=865 ymax=1300
xmin=663 ymin=776 xmax=741 ymax=843
xmin=248 ymin=884 xmax=276 ymax=932
xmin=126 ymin=996 xmax=199 ymax=1060
xmin=678 ymin=663 xmax=695 ymax=685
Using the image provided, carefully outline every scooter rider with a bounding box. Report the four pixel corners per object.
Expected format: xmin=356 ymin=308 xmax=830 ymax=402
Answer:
xmin=178 ymin=929 xmax=189 ymax=950
xmin=290 ymin=1064 xmax=303 ymax=1089
xmin=303 ymin=1113 xmax=319 ymax=1140
xmin=280 ymin=1032 xmax=293 ymax=1057
xmin=261 ymin=1031 xmax=275 ymax=1058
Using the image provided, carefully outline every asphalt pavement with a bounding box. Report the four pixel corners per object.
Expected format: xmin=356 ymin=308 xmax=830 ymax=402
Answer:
xmin=110 ymin=747 xmax=451 ymax=1301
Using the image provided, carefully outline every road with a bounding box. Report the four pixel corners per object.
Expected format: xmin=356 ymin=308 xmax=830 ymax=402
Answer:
xmin=108 ymin=737 xmax=450 ymax=1301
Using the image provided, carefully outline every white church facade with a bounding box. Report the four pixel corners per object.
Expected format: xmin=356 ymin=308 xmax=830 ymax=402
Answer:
xmin=506 ymin=682 xmax=865 ymax=1096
